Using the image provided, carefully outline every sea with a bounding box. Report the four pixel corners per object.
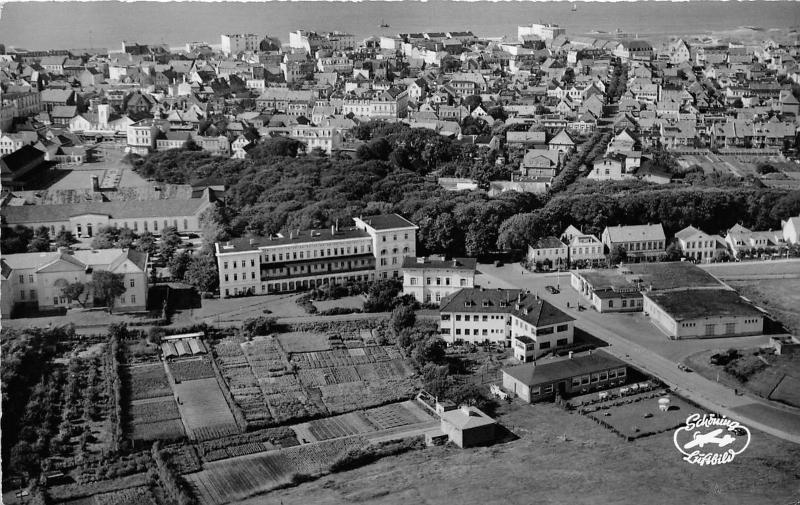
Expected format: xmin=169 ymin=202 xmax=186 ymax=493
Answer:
xmin=0 ymin=0 xmax=799 ymax=51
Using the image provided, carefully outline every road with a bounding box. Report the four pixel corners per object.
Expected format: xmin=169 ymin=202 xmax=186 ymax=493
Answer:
xmin=477 ymin=261 xmax=800 ymax=444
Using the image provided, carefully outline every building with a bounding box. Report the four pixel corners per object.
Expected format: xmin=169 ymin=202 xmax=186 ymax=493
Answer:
xmin=502 ymin=350 xmax=628 ymax=403
xmin=724 ymin=223 xmax=786 ymax=259
xmin=354 ymin=214 xmax=418 ymax=279
xmin=402 ymin=256 xmax=477 ymax=305
xmin=561 ymin=226 xmax=605 ymax=266
xmin=517 ymin=23 xmax=567 ymax=41
xmin=439 ymin=288 xmax=574 ymax=354
xmin=674 ymin=225 xmax=726 ymax=262
xmin=214 ymin=214 xmax=416 ymax=298
xmin=613 ymin=40 xmax=654 ymax=62
xmin=782 ymin=214 xmax=800 ymax=244
xmin=527 ymin=236 xmax=568 ymax=270
xmin=570 ymin=270 xmax=644 ymax=313
xmin=439 ymin=405 xmax=496 ymax=448
xmin=0 ymin=190 xmax=214 ymax=239
xmin=220 ymin=34 xmax=260 ymax=55
xmin=643 ymin=289 xmax=764 ymax=339
xmin=0 ymin=145 xmax=47 ymax=190
xmin=126 ymin=119 xmax=169 ymax=155
xmin=0 ymin=248 xmax=148 ymax=318
xmin=601 ymin=224 xmax=666 ymax=262
xmin=290 ymin=124 xmax=343 ymax=155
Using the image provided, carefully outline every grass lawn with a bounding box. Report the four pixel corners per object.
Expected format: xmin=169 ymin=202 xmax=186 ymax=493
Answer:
xmin=727 ymin=278 xmax=800 ymax=333
xmin=276 ymin=331 xmax=332 ymax=353
xmin=586 ymin=395 xmax=696 ymax=439
xmin=313 ymin=295 xmax=364 ymax=312
xmin=240 ymin=400 xmax=800 ymax=505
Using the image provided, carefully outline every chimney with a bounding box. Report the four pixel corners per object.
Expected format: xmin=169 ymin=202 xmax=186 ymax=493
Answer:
xmin=460 ymin=405 xmax=471 ymax=416
xmin=249 ymin=238 xmax=256 ymax=245
xmin=290 ymin=232 xmax=293 ymax=239
xmin=568 ymin=351 xmax=573 ymax=359
xmin=517 ymin=292 xmax=522 ymax=303
xmin=90 ymin=175 xmax=100 ymax=191
xmin=331 ymin=225 xmax=335 ymax=236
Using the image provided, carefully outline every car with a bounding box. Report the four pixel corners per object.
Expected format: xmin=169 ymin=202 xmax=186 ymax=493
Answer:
xmin=545 ymin=285 xmax=560 ymax=294
xmin=494 ymin=260 xmax=504 ymax=267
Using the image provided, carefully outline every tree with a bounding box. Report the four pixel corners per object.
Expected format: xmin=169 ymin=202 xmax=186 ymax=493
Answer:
xmin=665 ymin=241 xmax=683 ymax=261
xmin=412 ymin=336 xmax=446 ymax=367
xmin=184 ymin=256 xmax=219 ymax=293
xmin=421 ymin=363 xmax=450 ymax=398
xmin=136 ymin=232 xmax=157 ymax=255
xmin=168 ymin=252 xmax=192 ymax=281
xmin=391 ymin=305 xmax=417 ymax=335
xmin=159 ymin=226 xmax=182 ymax=261
xmin=91 ymin=226 xmax=117 ymax=249
xmin=607 ymin=244 xmax=628 ymax=266
xmin=1 ymin=225 xmax=34 ymax=254
xmin=463 ymin=95 xmax=482 ymax=111
xmin=247 ymin=137 xmax=305 ymax=159
xmin=55 ymin=230 xmax=78 ymax=248
xmin=117 ymin=228 xmax=138 ymax=249
xmin=27 ymin=226 xmax=51 ymax=252
xmin=62 ymin=282 xmax=88 ymax=308
xmin=90 ymin=271 xmax=126 ymax=313
xmin=242 ymin=316 xmax=278 ymax=338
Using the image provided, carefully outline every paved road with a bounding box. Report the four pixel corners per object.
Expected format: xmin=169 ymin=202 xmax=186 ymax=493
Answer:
xmin=477 ymin=262 xmax=800 ymax=445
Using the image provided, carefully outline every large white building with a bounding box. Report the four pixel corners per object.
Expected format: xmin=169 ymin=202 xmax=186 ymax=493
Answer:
xmin=439 ymin=288 xmax=574 ymax=356
xmin=674 ymin=225 xmax=726 ymax=263
xmin=1 ymin=249 xmax=148 ymax=318
xmin=517 ymin=23 xmax=566 ymax=42
xmin=215 ymin=214 xmax=417 ymax=298
xmin=402 ymin=256 xmax=477 ymax=305
xmin=221 ymin=34 xmax=260 ymax=55
xmin=601 ymin=224 xmax=666 ymax=262
xmin=353 ymin=214 xmax=418 ymax=279
xmin=644 ymin=289 xmax=764 ymax=339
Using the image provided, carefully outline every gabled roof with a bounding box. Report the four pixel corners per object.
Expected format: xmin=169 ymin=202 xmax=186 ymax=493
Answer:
xmin=603 ymin=224 xmax=665 ymax=243
xmin=503 ymin=349 xmax=626 ymax=386
xmin=531 ymin=236 xmax=566 ymax=249
xmin=548 ymin=129 xmax=575 ymax=146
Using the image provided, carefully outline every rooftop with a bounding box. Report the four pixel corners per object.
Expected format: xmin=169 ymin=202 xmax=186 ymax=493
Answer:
xmin=402 ymin=256 xmax=477 ymax=271
xmin=440 ymin=405 xmax=496 ymax=430
xmin=355 ymin=214 xmax=417 ymax=231
xmin=503 ymin=349 xmax=626 ymax=387
xmin=217 ymin=227 xmax=371 ymax=253
xmin=440 ymin=288 xmax=574 ymax=328
xmin=645 ymin=289 xmax=763 ymax=321
xmin=623 ymin=262 xmax=724 ymax=291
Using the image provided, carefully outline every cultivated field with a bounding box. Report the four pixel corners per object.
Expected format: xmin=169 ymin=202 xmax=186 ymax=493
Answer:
xmin=126 ymin=363 xmax=172 ymax=400
xmin=276 ymin=331 xmax=333 ymax=353
xmin=92 ymin=486 xmax=158 ymax=505
xmin=168 ymin=357 xmax=216 ymax=382
xmin=255 ymin=401 xmax=800 ymax=505
xmin=727 ymin=277 xmax=800 ymax=333
xmin=301 ymin=402 xmax=433 ymax=442
xmin=129 ymin=397 xmax=185 ymax=441
xmin=173 ymin=378 xmax=239 ymax=441
xmin=213 ymin=337 xmax=275 ymax=428
xmin=186 ymin=437 xmax=368 ymax=505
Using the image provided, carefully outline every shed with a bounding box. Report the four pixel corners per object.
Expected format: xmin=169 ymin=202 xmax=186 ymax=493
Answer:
xmin=187 ymin=338 xmax=206 ymax=355
xmin=440 ymin=405 xmax=496 ymax=448
xmin=174 ymin=340 xmax=190 ymax=356
xmin=161 ymin=342 xmax=178 ymax=359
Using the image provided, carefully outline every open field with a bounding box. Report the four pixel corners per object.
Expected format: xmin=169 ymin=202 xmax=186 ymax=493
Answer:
xmin=186 ymin=437 xmax=368 ymax=505
xmin=173 ymin=378 xmax=238 ymax=441
xmin=727 ymin=277 xmax=800 ymax=333
xmin=129 ymin=396 xmax=185 ymax=441
xmin=254 ymin=401 xmax=800 ymax=505
xmin=770 ymin=375 xmax=800 ymax=408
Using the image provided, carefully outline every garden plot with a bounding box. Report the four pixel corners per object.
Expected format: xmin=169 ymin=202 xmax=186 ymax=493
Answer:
xmin=364 ymin=403 xmax=423 ymax=430
xmin=291 ymin=346 xmax=400 ymax=369
xmin=241 ymin=336 xmax=289 ymax=378
xmin=275 ymin=331 xmax=331 ymax=353
xmin=213 ymin=338 xmax=273 ymax=427
xmin=127 ymin=363 xmax=172 ymax=400
xmin=130 ymin=419 xmax=185 ymax=441
xmin=265 ymin=390 xmax=326 ymax=424
xmin=92 ymin=486 xmax=157 ymax=505
xmin=173 ymin=378 xmax=238 ymax=441
xmin=168 ymin=358 xmax=216 ymax=383
xmin=306 ymin=411 xmax=378 ymax=441
xmin=186 ymin=437 xmax=368 ymax=505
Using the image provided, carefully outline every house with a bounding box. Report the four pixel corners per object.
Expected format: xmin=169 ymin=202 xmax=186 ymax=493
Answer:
xmin=527 ymin=236 xmax=568 ymax=270
xmin=601 ymin=224 xmax=666 ymax=262
xmin=588 ymin=156 xmax=634 ymax=182
xmin=439 ymin=288 xmax=574 ymax=353
xmin=570 ymin=269 xmax=644 ymax=313
xmin=669 ymin=39 xmax=692 ymax=64
xmin=724 ymin=223 xmax=785 ymax=259
xmin=643 ymin=289 xmax=764 ymax=339
xmin=402 ymin=255 xmax=477 ymax=305
xmin=0 ymin=248 xmax=148 ymax=318
xmin=613 ymin=40 xmax=654 ymax=62
xmin=502 ymin=350 xmax=628 ymax=403
xmin=548 ymin=129 xmax=575 ymax=155
xmin=0 ymin=145 xmax=47 ymax=190
xmin=40 ymin=89 xmax=76 ymax=112
xmin=520 ymin=149 xmax=561 ymax=177
xmin=562 ymin=229 xmax=605 ymax=266
xmin=353 ymin=214 xmax=419 ymax=279
xmin=782 ymin=214 xmax=800 ymax=244
xmin=674 ymin=225 xmax=726 ymax=262
xmin=439 ymin=405 xmax=496 ymax=448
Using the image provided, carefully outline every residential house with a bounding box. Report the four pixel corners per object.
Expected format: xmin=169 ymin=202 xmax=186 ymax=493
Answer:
xmin=782 ymin=214 xmax=800 ymax=244
xmin=724 ymin=223 xmax=785 ymax=258
xmin=527 ymin=236 xmax=568 ymax=270
xmin=601 ymin=224 xmax=666 ymax=261
xmin=674 ymin=225 xmax=726 ymax=262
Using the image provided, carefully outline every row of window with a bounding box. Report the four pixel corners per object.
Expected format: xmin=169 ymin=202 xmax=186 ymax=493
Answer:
xmin=409 ymin=277 xmax=469 ymax=287
xmin=623 ymin=241 xmax=664 ymax=252
xmin=76 ymin=219 xmax=190 ymax=236
xmin=380 ymin=247 xmax=409 ymax=255
xmin=224 ymin=259 xmax=257 ymax=269
xmin=261 ymin=245 xmax=372 ymax=263
xmin=447 ymin=314 xmax=505 ymax=322
xmin=607 ymin=298 xmax=643 ymax=309
xmin=531 ymin=368 xmax=627 ymax=396
xmin=684 ymin=240 xmax=713 ymax=249
xmin=380 ymin=233 xmax=410 ymax=243
xmin=224 ymin=272 xmax=256 ymax=282
xmin=262 ymin=259 xmax=373 ymax=278
xmin=379 ymin=258 xmax=399 ymax=266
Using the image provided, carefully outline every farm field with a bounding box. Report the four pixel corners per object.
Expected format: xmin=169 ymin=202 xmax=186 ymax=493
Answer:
xmin=126 ymin=363 xmax=172 ymax=400
xmin=168 ymin=357 xmax=216 ymax=383
xmin=129 ymin=397 xmax=185 ymax=441
xmin=186 ymin=437 xmax=368 ymax=505
xmin=173 ymin=378 xmax=239 ymax=441
xmin=300 ymin=401 xmax=433 ymax=442
xmin=213 ymin=337 xmax=275 ymax=428
xmin=253 ymin=401 xmax=800 ymax=505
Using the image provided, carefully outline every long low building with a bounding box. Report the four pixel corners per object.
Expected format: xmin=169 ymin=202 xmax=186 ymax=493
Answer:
xmin=643 ymin=289 xmax=764 ymax=339
xmin=502 ymin=349 xmax=628 ymax=403
xmin=1 ymin=189 xmax=215 ymax=238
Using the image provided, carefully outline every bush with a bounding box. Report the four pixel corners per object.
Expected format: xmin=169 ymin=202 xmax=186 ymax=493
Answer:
xmin=241 ymin=316 xmax=278 ymax=338
xmin=390 ymin=305 xmax=416 ymax=335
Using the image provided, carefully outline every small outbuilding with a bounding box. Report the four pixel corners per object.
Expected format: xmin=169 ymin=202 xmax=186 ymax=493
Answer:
xmin=440 ymin=405 xmax=496 ymax=448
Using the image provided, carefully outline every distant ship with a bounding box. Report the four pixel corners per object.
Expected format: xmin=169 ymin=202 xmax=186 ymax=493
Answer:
xmin=380 ymin=19 xmax=390 ymax=28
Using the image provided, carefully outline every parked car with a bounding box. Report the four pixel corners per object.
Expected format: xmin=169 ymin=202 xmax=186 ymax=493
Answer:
xmin=545 ymin=285 xmax=559 ymax=294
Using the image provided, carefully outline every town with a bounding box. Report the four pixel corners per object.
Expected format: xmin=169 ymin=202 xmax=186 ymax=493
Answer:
xmin=1 ymin=15 xmax=800 ymax=505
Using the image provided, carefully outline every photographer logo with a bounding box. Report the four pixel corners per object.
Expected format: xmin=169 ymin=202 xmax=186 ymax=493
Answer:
xmin=673 ymin=413 xmax=750 ymax=466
